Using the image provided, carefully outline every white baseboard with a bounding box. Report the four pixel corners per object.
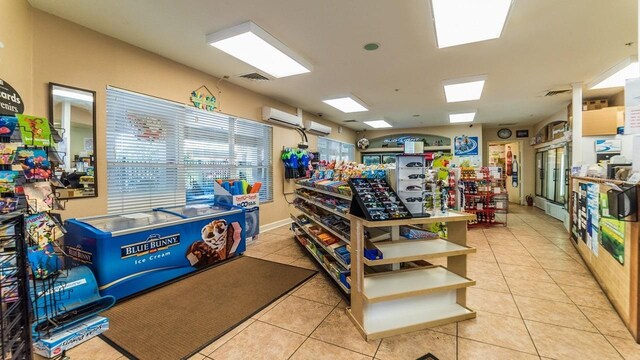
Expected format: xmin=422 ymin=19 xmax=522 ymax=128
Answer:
xmin=260 ymin=218 xmax=293 ymax=233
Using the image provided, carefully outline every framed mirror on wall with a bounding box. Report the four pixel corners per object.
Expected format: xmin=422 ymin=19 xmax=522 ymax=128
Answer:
xmin=49 ymin=83 xmax=97 ymax=199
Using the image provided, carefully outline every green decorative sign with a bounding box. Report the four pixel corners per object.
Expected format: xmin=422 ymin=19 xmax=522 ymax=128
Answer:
xmin=190 ymin=85 xmax=217 ymax=112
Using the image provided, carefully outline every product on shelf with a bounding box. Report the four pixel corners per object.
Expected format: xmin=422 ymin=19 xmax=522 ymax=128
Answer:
xmin=399 ymin=226 xmax=440 ymax=239
xmin=349 ymin=178 xmax=411 ymax=221
xmin=460 ymin=167 xmax=508 ymax=226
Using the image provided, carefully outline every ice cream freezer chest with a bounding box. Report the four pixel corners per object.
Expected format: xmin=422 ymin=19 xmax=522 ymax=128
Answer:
xmin=64 ymin=204 xmax=246 ymax=300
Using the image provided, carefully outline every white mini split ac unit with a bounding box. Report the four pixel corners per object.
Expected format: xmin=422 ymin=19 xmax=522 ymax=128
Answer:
xmin=304 ymin=120 xmax=332 ymax=136
xmin=262 ymin=106 xmax=303 ymax=128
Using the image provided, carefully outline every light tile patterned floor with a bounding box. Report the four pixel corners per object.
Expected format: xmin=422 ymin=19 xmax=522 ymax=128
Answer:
xmin=49 ymin=205 xmax=639 ymax=359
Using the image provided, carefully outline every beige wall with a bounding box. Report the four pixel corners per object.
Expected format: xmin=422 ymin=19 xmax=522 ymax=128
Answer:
xmin=17 ymin=5 xmax=358 ymax=224
xmin=483 ymin=126 xmax=534 ymax=205
xmin=0 ymin=0 xmax=33 ymax=113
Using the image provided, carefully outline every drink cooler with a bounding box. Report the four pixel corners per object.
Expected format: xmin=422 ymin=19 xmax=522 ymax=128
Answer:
xmin=64 ymin=204 xmax=246 ymax=300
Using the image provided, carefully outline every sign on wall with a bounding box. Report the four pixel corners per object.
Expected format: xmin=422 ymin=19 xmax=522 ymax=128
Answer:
xmin=453 ymin=135 xmax=478 ymax=156
xmin=624 ymin=77 xmax=640 ymax=134
xmin=0 ymin=79 xmax=24 ymax=116
xmin=190 ymin=85 xmax=217 ymax=112
xmin=595 ymin=139 xmax=622 ymax=154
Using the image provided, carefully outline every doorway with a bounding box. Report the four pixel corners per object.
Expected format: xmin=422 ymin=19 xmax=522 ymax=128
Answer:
xmin=488 ymin=140 xmax=524 ymax=205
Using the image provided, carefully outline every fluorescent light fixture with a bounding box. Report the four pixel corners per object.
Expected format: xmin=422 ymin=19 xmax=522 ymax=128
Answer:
xmin=206 ymin=21 xmax=312 ymax=78
xmin=449 ymin=112 xmax=476 ymax=123
xmin=364 ymin=120 xmax=392 ymax=128
xmin=322 ymin=96 xmax=368 ymax=113
xmin=589 ymin=56 xmax=639 ymax=89
xmin=431 ymin=0 xmax=512 ymax=48
xmin=52 ymin=89 xmax=93 ymax=102
xmin=444 ymin=76 xmax=487 ymax=102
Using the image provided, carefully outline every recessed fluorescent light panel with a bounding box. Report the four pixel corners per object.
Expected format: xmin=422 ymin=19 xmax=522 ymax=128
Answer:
xmin=364 ymin=120 xmax=392 ymax=128
xmin=52 ymin=89 xmax=94 ymax=102
xmin=444 ymin=76 xmax=487 ymax=102
xmin=589 ymin=56 xmax=639 ymax=89
xmin=431 ymin=0 xmax=512 ymax=48
xmin=206 ymin=21 xmax=312 ymax=78
xmin=449 ymin=112 xmax=476 ymax=123
xmin=322 ymin=97 xmax=368 ymax=113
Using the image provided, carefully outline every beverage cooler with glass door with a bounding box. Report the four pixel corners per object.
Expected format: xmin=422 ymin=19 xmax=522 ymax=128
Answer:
xmin=535 ymin=145 xmax=570 ymax=207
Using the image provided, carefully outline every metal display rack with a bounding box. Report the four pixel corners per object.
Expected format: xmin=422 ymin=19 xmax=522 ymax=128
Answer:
xmin=460 ymin=167 xmax=508 ymax=226
xmin=0 ymin=213 xmax=31 ymax=360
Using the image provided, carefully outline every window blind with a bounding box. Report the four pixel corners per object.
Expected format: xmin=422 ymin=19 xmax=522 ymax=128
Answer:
xmin=106 ymin=87 xmax=273 ymax=214
xmin=317 ymin=138 xmax=355 ymax=162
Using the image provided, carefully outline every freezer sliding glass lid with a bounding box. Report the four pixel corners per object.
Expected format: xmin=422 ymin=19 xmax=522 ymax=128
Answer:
xmin=77 ymin=211 xmax=183 ymax=233
xmin=158 ymin=203 xmax=238 ymax=218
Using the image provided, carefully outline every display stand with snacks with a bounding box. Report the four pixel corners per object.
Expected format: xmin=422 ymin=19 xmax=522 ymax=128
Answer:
xmin=459 ymin=167 xmax=508 ymax=226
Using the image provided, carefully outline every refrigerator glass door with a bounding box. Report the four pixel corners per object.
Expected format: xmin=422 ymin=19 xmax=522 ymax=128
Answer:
xmin=555 ymin=147 xmax=567 ymax=205
xmin=544 ymin=149 xmax=557 ymax=201
xmin=535 ymin=152 xmax=543 ymax=196
xmin=78 ymin=211 xmax=183 ymax=233
xmin=157 ymin=204 xmax=238 ymax=218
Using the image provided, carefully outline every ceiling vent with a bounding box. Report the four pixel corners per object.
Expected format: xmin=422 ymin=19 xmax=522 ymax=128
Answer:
xmin=343 ymin=119 xmax=357 ymax=123
xmin=543 ymin=89 xmax=571 ymax=97
xmin=238 ymin=72 xmax=270 ymax=81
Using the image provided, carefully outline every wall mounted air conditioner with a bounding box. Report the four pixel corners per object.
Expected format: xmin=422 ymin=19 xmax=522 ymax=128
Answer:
xmin=262 ymin=106 xmax=303 ymax=128
xmin=304 ymin=120 xmax=332 ymax=136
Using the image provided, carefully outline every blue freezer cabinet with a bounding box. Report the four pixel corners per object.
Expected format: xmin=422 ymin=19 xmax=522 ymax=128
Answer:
xmin=64 ymin=204 xmax=246 ymax=300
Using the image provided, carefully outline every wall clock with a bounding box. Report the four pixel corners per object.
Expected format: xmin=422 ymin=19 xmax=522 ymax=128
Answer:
xmin=497 ymin=128 xmax=512 ymax=139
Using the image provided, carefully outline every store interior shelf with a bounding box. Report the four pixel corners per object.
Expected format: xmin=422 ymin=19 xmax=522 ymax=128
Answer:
xmin=361 ymin=266 xmax=475 ymax=303
xmin=293 ymin=206 xmax=350 ymax=243
xmin=351 ymin=210 xmax=475 ymax=228
xmin=363 ymin=239 xmax=475 ymax=266
xmin=291 ymin=217 xmax=350 ymax=269
xmin=296 ymin=184 xmax=353 ymax=201
xmin=293 ymin=231 xmax=350 ymax=294
xmin=347 ymin=302 xmax=475 ymax=341
xmin=294 ymin=194 xmax=350 ymax=220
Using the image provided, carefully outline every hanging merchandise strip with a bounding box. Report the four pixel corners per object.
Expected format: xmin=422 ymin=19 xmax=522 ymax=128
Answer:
xmin=105 ymin=86 xmax=273 ymax=214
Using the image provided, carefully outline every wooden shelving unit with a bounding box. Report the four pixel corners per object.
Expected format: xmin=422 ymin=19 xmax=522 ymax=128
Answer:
xmin=347 ymin=210 xmax=477 ymax=340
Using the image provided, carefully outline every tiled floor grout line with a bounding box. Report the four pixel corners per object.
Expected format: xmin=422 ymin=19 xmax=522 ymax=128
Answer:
xmin=508 ymin=224 xmax=628 ymax=360
xmin=487 ymin=230 xmax=542 ymax=358
xmin=286 ymin=299 xmax=346 ymax=359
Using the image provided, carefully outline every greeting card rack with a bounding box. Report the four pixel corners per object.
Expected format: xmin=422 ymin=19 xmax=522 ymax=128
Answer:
xmin=0 ymin=212 xmax=32 ymax=359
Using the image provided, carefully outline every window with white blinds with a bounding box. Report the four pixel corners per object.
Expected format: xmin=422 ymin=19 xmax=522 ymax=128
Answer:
xmin=317 ymin=138 xmax=355 ymax=162
xmin=106 ymin=87 xmax=273 ymax=214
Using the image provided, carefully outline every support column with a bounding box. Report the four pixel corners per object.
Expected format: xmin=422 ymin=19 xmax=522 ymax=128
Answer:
xmin=571 ymin=83 xmax=583 ymax=167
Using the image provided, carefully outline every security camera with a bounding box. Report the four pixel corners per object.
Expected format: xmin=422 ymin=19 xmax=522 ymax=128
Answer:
xmin=317 ymin=113 xmax=323 ymax=117
xmin=469 ymin=124 xmax=473 ymax=128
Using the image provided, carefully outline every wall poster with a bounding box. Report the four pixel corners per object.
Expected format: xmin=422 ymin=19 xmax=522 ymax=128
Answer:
xmin=599 ymin=191 xmax=625 ymax=264
xmin=453 ymin=135 xmax=479 ymax=156
xmin=586 ymin=183 xmax=600 ymax=256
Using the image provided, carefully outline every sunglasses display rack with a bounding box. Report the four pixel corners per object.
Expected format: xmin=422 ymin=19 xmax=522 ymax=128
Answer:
xmin=348 ymin=178 xmax=412 ymax=221
xmin=395 ymin=155 xmax=432 ymax=216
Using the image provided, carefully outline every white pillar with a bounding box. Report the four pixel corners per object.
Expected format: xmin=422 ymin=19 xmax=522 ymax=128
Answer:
xmin=571 ymin=82 xmax=583 ymax=166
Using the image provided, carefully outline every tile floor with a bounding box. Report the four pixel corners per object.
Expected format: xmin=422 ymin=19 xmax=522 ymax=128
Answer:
xmin=46 ymin=205 xmax=640 ymax=359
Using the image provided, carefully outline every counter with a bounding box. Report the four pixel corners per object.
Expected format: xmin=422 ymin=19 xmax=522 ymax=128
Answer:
xmin=570 ymin=176 xmax=639 ymax=342
xmin=64 ymin=203 xmax=246 ymax=300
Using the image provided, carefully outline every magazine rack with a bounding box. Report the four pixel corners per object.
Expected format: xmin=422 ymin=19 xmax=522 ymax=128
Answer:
xmin=0 ymin=212 xmax=32 ymax=359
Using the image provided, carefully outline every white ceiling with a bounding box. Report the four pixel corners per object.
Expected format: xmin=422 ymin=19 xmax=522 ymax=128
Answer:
xmin=29 ymin=0 xmax=637 ymax=130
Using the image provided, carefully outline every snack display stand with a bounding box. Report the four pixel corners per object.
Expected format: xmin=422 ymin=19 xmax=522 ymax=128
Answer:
xmin=460 ymin=167 xmax=508 ymax=226
xmin=64 ymin=204 xmax=246 ymax=300
xmin=346 ymin=210 xmax=476 ymax=340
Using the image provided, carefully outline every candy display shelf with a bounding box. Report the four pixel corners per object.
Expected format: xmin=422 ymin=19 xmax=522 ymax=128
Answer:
xmin=293 ymin=194 xmax=350 ymax=220
xmin=291 ymin=215 xmax=350 ymax=269
xmin=346 ymin=210 xmax=476 ymax=340
xmin=292 ymin=228 xmax=351 ymax=294
xmin=295 ymin=184 xmax=352 ymax=201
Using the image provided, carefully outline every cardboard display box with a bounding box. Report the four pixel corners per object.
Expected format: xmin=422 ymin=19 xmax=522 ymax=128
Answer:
xmin=583 ymin=99 xmax=608 ymax=111
xmin=33 ymin=316 xmax=109 ymax=358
